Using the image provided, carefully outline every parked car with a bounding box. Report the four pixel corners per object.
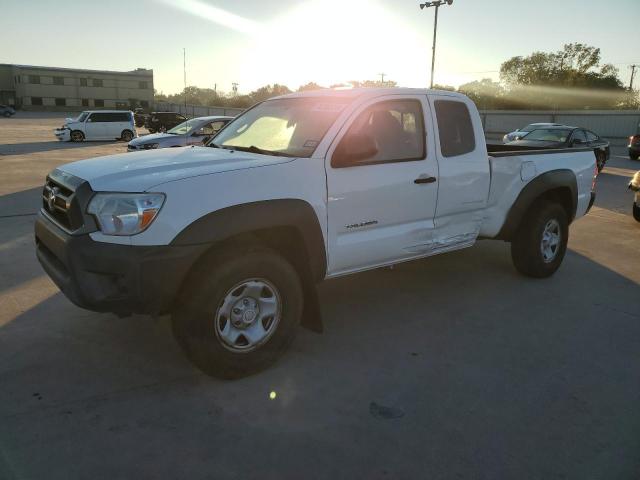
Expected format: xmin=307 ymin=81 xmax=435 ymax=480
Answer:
xmin=629 ymin=170 xmax=640 ymax=221
xmin=629 ymin=133 xmax=640 ymax=161
xmin=35 ymin=88 xmax=597 ymax=378
xmin=0 ymin=104 xmax=16 ymax=117
xmin=144 ymin=112 xmax=187 ymax=133
xmin=133 ymin=108 xmax=148 ymax=128
xmin=54 ymin=110 xmax=137 ymax=142
xmin=503 ymin=123 xmax=565 ymax=143
xmin=128 ymin=116 xmax=232 ymax=151
xmin=506 ymin=126 xmax=610 ymax=172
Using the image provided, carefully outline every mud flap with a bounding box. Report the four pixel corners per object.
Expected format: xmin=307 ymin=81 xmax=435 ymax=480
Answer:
xmin=300 ymin=280 xmax=323 ymax=333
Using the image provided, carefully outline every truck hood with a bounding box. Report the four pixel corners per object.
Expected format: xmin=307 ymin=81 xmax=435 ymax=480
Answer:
xmin=59 ymin=146 xmax=295 ymax=192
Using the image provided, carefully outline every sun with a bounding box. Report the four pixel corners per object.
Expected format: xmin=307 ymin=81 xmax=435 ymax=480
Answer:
xmin=241 ymin=0 xmax=426 ymax=88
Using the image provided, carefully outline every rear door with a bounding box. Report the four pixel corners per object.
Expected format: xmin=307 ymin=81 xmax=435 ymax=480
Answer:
xmin=325 ymin=95 xmax=439 ymax=275
xmin=428 ymin=94 xmax=490 ymax=248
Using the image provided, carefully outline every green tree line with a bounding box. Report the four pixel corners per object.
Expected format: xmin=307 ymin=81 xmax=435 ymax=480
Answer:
xmin=155 ymin=44 xmax=638 ymax=110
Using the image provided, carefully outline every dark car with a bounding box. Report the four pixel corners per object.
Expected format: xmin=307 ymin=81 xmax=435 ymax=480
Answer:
xmin=133 ymin=108 xmax=148 ymax=128
xmin=0 ymin=104 xmax=16 ymax=117
xmin=507 ymin=126 xmax=610 ymax=172
xmin=144 ymin=112 xmax=187 ymax=133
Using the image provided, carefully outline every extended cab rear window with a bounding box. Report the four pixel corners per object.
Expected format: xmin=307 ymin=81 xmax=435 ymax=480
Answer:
xmin=434 ymin=100 xmax=475 ymax=157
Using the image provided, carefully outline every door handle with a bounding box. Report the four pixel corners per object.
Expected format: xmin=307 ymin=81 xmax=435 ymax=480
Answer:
xmin=414 ymin=176 xmax=437 ymax=184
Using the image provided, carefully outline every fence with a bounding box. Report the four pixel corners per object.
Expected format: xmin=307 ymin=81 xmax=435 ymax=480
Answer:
xmin=154 ymin=102 xmax=640 ymax=147
xmin=478 ymin=110 xmax=640 ymax=146
xmin=153 ymin=102 xmax=244 ymax=118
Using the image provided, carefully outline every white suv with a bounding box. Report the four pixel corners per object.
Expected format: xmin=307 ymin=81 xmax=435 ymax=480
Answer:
xmin=55 ymin=110 xmax=137 ymax=142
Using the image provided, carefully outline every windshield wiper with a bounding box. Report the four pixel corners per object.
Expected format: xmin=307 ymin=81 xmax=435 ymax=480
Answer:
xmin=222 ymin=145 xmax=295 ymax=157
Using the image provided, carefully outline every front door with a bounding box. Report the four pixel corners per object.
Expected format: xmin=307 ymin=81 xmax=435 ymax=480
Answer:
xmin=325 ymin=95 xmax=439 ymax=276
xmin=84 ymin=113 xmax=106 ymax=140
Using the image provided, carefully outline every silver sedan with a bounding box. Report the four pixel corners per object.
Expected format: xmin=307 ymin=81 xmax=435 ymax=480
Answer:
xmin=128 ymin=115 xmax=233 ymax=151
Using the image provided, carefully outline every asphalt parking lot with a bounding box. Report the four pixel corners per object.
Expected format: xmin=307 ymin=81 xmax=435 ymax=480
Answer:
xmin=1 ymin=113 xmax=639 ymax=479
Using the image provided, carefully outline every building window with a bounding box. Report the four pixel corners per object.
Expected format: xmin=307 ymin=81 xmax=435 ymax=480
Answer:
xmin=53 ymin=76 xmax=64 ymax=85
xmin=55 ymin=98 xmax=66 ymax=106
xmin=14 ymin=75 xmax=20 ymax=84
xmin=31 ymin=97 xmax=43 ymax=106
xmin=28 ymin=75 xmax=40 ymax=84
xmin=139 ymin=81 xmax=148 ymax=89
xmin=140 ymin=100 xmax=149 ymax=108
xmin=82 ymin=99 xmax=89 ymax=107
xmin=92 ymin=79 xmax=103 ymax=87
xmin=79 ymin=78 xmax=87 ymax=86
xmin=94 ymin=99 xmax=104 ymax=107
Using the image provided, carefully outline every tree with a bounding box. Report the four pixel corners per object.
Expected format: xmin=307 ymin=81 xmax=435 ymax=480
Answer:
xmin=499 ymin=43 xmax=627 ymax=109
xmin=297 ymin=82 xmax=325 ymax=92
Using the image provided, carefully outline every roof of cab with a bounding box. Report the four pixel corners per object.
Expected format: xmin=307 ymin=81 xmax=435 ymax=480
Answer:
xmin=273 ymin=87 xmax=468 ymax=101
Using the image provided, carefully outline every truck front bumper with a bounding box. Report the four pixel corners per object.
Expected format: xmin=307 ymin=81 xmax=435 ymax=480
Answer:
xmin=35 ymin=212 xmax=207 ymax=316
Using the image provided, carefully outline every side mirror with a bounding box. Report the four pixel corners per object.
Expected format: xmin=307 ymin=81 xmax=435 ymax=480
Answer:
xmin=332 ymin=133 xmax=378 ymax=167
xmin=571 ymin=138 xmax=584 ymax=146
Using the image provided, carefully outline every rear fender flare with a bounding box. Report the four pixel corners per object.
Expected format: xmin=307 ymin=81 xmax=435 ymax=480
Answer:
xmin=497 ymin=169 xmax=577 ymax=241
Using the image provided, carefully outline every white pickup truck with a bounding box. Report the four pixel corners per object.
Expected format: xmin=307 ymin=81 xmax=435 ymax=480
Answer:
xmin=35 ymin=88 xmax=598 ymax=378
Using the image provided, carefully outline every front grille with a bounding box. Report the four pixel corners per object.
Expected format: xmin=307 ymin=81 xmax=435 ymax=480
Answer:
xmin=41 ymin=169 xmax=88 ymax=232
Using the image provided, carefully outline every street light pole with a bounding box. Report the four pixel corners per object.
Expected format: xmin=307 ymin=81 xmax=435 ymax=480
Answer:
xmin=419 ymin=0 xmax=453 ymax=89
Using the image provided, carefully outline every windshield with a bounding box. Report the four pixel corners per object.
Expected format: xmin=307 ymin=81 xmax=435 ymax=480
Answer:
xmin=167 ymin=119 xmax=199 ymax=135
xmin=212 ymin=97 xmax=351 ymax=157
xmin=520 ymin=129 xmax=572 ymax=142
xmin=76 ymin=112 xmax=89 ymax=122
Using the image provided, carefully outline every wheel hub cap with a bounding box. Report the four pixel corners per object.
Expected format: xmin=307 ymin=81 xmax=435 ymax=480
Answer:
xmin=541 ymin=219 xmax=561 ymax=263
xmin=215 ymin=279 xmax=281 ymax=353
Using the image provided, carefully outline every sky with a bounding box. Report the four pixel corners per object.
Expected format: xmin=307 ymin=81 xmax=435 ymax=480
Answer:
xmin=1 ymin=0 xmax=639 ymax=95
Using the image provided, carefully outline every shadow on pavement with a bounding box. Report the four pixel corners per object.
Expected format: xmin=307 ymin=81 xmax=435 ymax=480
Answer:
xmin=0 ymin=141 xmax=119 ymax=157
xmin=0 ymin=240 xmax=639 ymax=479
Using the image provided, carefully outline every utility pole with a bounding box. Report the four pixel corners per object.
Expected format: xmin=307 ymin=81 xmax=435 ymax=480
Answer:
xmin=378 ymin=73 xmax=386 ymax=85
xmin=630 ymin=65 xmax=637 ymax=91
xmin=232 ymin=82 xmax=239 ymax=96
xmin=183 ymin=48 xmax=187 ymax=114
xmin=419 ymin=0 xmax=454 ymax=88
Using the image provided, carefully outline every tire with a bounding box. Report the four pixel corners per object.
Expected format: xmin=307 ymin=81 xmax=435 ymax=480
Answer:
xmin=159 ymin=125 xmax=167 ymax=133
xmin=630 ymin=152 xmax=640 ymax=161
xmin=596 ymin=151 xmax=606 ymax=172
xmin=511 ymin=201 xmax=569 ymax=278
xmin=70 ymin=130 xmax=85 ymax=142
xmin=3 ymin=112 xmax=11 ymax=118
xmin=121 ymin=130 xmax=134 ymax=142
xmin=172 ymin=246 xmax=303 ymax=379
xmin=633 ymin=203 xmax=640 ymax=222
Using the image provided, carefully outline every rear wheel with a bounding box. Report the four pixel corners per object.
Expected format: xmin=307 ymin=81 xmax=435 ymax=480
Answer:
xmin=70 ymin=130 xmax=84 ymax=142
xmin=511 ymin=201 xmax=569 ymax=278
xmin=121 ymin=129 xmax=134 ymax=142
xmin=172 ymin=246 xmax=303 ymax=379
xmin=3 ymin=111 xmax=11 ymax=118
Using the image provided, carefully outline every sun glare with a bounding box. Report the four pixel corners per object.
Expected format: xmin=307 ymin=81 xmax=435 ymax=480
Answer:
xmin=240 ymin=0 xmax=426 ymax=88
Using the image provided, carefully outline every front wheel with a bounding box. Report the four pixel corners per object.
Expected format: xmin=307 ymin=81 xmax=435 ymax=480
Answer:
xmin=511 ymin=202 xmax=569 ymax=278
xmin=3 ymin=112 xmax=11 ymax=118
xmin=70 ymin=130 xmax=84 ymax=142
xmin=172 ymin=247 xmax=303 ymax=379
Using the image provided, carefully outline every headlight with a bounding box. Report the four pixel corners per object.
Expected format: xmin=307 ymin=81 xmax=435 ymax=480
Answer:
xmin=87 ymin=193 xmax=165 ymax=236
xmin=143 ymin=143 xmax=159 ymax=150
